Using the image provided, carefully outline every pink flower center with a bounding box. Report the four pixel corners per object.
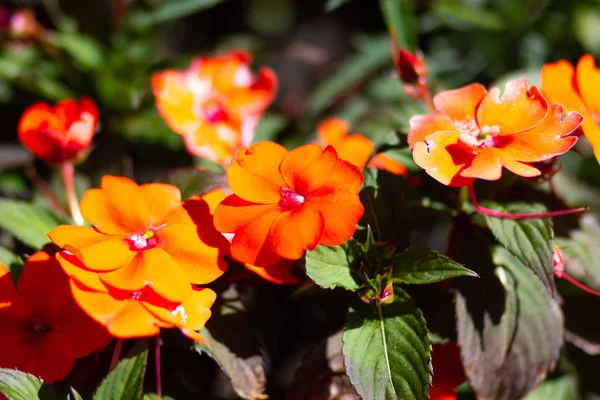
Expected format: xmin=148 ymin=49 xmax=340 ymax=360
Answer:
xmin=457 ymin=123 xmax=501 ymax=151
xmin=202 ymin=99 xmax=229 ymax=124
xmin=279 ymin=187 xmax=306 ymax=210
xmin=126 ymin=229 xmax=159 ymax=251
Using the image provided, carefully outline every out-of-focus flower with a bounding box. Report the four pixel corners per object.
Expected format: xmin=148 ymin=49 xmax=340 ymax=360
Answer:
xmin=408 ymin=79 xmax=582 ymax=186
xmin=18 ymin=98 xmax=98 ymax=165
xmin=152 ymin=51 xmax=277 ymax=164
xmin=0 ymin=252 xmax=109 ymax=383
xmin=390 ymin=33 xmax=428 ymax=100
xmin=213 ymin=142 xmax=364 ymax=267
xmin=430 ymin=342 xmax=465 ymax=400
xmin=542 ymin=54 xmax=600 ymax=163
xmin=48 ymin=176 xmax=229 ymax=303
xmin=317 ymin=118 xmax=407 ymax=176
xmin=0 ymin=9 xmax=43 ymax=40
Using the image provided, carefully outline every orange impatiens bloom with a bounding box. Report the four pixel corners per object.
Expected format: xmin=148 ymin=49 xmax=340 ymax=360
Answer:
xmin=48 ymin=176 xmax=229 ymax=304
xmin=317 ymin=118 xmax=407 ymax=176
xmin=18 ymin=98 xmax=98 ymax=165
xmin=152 ymin=50 xmax=277 ymax=164
xmin=408 ymin=78 xmax=582 ymax=186
xmin=213 ymin=142 xmax=364 ymax=267
xmin=542 ymin=54 xmax=600 ymax=162
xmin=0 ymin=252 xmax=109 ymax=383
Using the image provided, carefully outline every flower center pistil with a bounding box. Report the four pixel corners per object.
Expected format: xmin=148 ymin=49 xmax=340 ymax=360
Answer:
xmin=126 ymin=229 xmax=159 ymax=251
xmin=458 ymin=123 xmax=501 ymax=151
xmin=279 ymin=187 xmax=306 ymax=210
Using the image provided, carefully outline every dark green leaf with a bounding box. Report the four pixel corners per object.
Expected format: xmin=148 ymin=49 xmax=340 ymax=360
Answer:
xmin=0 ymin=199 xmax=68 ymax=249
xmin=392 ymin=248 xmax=478 ymax=284
xmin=67 ymin=388 xmax=84 ymax=400
xmin=343 ymin=290 xmax=431 ymax=400
xmin=378 ymin=0 xmax=416 ymax=50
xmin=483 ymin=201 xmax=555 ymax=295
xmin=0 ymin=369 xmax=62 ymax=400
xmin=195 ymin=327 xmax=266 ymax=400
xmin=156 ymin=167 xmax=227 ymax=200
xmin=325 ymin=0 xmax=351 ymax=12
xmin=93 ymin=340 xmax=149 ymax=400
xmin=0 ymin=247 xmax=18 ymax=269
xmin=523 ymin=376 xmax=578 ymax=400
xmin=56 ymin=32 xmax=105 ymax=71
xmin=129 ymin=0 xmax=228 ymax=30
xmin=455 ymin=247 xmax=563 ymax=400
xmin=305 ymin=244 xmax=360 ymax=291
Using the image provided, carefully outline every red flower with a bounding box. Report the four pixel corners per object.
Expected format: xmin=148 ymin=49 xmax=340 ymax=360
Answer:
xmin=0 ymin=251 xmax=109 ymax=383
xmin=430 ymin=343 xmax=465 ymax=400
xmin=18 ymin=98 xmax=98 ymax=165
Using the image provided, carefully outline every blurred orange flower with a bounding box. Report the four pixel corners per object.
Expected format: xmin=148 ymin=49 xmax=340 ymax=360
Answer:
xmin=152 ymin=51 xmax=277 ymax=164
xmin=430 ymin=342 xmax=465 ymax=400
xmin=408 ymin=79 xmax=582 ymax=186
xmin=213 ymin=142 xmax=364 ymax=267
xmin=0 ymin=251 xmax=108 ymax=383
xmin=18 ymin=98 xmax=98 ymax=165
xmin=542 ymin=54 xmax=600 ymax=162
xmin=48 ymin=176 xmax=229 ymax=303
xmin=317 ymin=118 xmax=407 ymax=176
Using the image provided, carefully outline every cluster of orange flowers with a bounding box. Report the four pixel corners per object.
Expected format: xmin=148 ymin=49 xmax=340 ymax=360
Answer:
xmin=2 ymin=47 xmax=599 ymax=397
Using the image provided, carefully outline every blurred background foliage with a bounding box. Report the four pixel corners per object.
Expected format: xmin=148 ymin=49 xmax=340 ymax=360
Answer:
xmin=3 ymin=0 xmax=600 ymax=398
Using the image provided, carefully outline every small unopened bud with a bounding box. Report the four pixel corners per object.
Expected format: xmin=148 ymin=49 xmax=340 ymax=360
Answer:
xmin=390 ymin=33 xmax=428 ymax=100
xmin=553 ymin=246 xmax=564 ymax=278
xmin=379 ymin=281 xmax=394 ymax=305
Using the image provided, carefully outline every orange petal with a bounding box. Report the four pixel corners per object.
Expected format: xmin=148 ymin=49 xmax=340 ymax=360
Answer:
xmin=407 ymin=115 xmax=458 ymax=149
xmin=244 ymin=259 xmax=301 ymax=285
xmin=100 ymin=249 xmax=191 ymax=303
xmin=100 ymin=176 xmax=152 ymax=233
xmin=330 ymin=134 xmax=375 ymax=170
xmin=183 ymin=121 xmax=242 ymax=164
xmin=280 ymin=144 xmax=338 ymax=194
xmin=317 ymin=118 xmax=350 ymax=145
xmin=433 ymin=83 xmax=487 ymax=121
xmin=151 ymin=70 xmax=200 ymax=136
xmin=267 ymin=208 xmax=324 ymax=260
xmin=367 ymin=153 xmax=407 ymax=175
xmin=80 ymin=190 xmax=133 ymax=235
xmin=200 ymin=188 xmax=229 ymax=214
xmin=140 ymin=183 xmax=182 ymax=226
xmin=214 ymin=195 xmax=279 ymax=233
xmin=56 ymin=252 xmax=106 ymax=292
xmin=160 ymin=224 xmax=229 ymax=284
xmin=576 ymin=54 xmax=600 ymax=117
xmin=581 ymin=117 xmax=600 ymax=163
xmin=226 ymin=68 xmax=278 ymax=116
xmin=477 ymin=79 xmax=548 ymax=134
xmin=500 ymin=105 xmax=581 ymax=162
xmin=459 ymin=147 xmax=540 ymax=180
xmin=229 ymin=206 xmax=281 ymax=266
xmin=541 ymin=60 xmax=588 ymax=115
xmin=412 ymin=131 xmax=475 ymax=187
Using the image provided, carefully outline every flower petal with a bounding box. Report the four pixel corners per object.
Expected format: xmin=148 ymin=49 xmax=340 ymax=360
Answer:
xmin=576 ymin=54 xmax=600 ymax=117
xmin=280 ymin=144 xmax=338 ymax=194
xmin=56 ymin=252 xmax=106 ymax=292
xmin=244 ymin=259 xmax=300 ymax=285
xmin=267 ymin=208 xmax=324 ymax=260
xmin=226 ymin=68 xmax=278 ymax=116
xmin=183 ymin=121 xmax=242 ymax=164
xmin=412 ymin=130 xmax=475 ymax=187
xmin=80 ymin=190 xmax=133 ymax=235
xmin=407 ymin=115 xmax=458 ymax=149
xmin=367 ymin=153 xmax=407 ymax=176
xmin=459 ymin=147 xmax=541 ymax=180
xmin=100 ymin=176 xmax=152 ymax=233
xmin=151 ymin=70 xmax=200 ymax=136
xmin=541 ymin=60 xmax=588 ymax=115
xmin=229 ymin=206 xmax=281 ymax=266
xmin=477 ymin=79 xmax=548 ymax=134
xmin=140 ymin=183 xmax=182 ymax=226
xmin=0 ymin=264 xmax=27 ymax=320
xmin=214 ymin=195 xmax=278 ymax=233
xmin=433 ymin=83 xmax=487 ymax=121
xmin=329 ymin=134 xmax=374 ymax=170
xmin=317 ymin=118 xmax=350 ymax=145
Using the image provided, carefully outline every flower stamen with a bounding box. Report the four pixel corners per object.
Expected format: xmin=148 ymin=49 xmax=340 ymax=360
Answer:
xmin=279 ymin=187 xmax=306 ymax=210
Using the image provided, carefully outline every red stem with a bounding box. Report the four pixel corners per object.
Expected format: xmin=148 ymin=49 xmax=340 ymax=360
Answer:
xmin=109 ymin=339 xmax=123 ymax=372
xmin=468 ymin=184 xmax=586 ymax=220
xmin=422 ymin=85 xmax=436 ymax=113
xmin=561 ymin=273 xmax=600 ymax=297
xmin=156 ymin=335 xmax=162 ymax=400
xmin=60 ymin=161 xmax=84 ymax=225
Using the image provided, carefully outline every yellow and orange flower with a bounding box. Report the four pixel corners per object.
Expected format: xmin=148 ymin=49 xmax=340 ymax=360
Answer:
xmin=152 ymin=50 xmax=277 ymax=164
xmin=213 ymin=142 xmax=364 ymax=267
xmin=48 ymin=176 xmax=229 ymax=303
xmin=317 ymin=118 xmax=407 ymax=176
xmin=542 ymin=54 xmax=600 ymax=162
xmin=407 ymin=78 xmax=582 ymax=186
xmin=0 ymin=252 xmax=109 ymax=383
xmin=18 ymin=98 xmax=98 ymax=165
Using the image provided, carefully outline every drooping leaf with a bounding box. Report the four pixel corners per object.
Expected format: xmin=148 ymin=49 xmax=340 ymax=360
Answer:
xmin=195 ymin=327 xmax=266 ymax=400
xmin=305 ymin=244 xmax=360 ymax=291
xmin=483 ymin=201 xmax=555 ymax=295
xmin=343 ymin=290 xmax=431 ymax=400
xmin=455 ymin=246 xmax=564 ymax=400
xmin=523 ymin=376 xmax=578 ymax=400
xmin=378 ymin=0 xmax=416 ymax=50
xmin=392 ymin=248 xmax=478 ymax=284
xmin=93 ymin=340 xmax=149 ymax=400
xmin=0 ymin=369 xmax=62 ymax=400
xmin=156 ymin=167 xmax=227 ymax=200
xmin=0 ymin=199 xmax=68 ymax=249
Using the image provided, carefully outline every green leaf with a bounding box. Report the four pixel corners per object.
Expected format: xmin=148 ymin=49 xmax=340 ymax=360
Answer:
xmin=56 ymin=32 xmax=105 ymax=71
xmin=523 ymin=376 xmax=578 ymax=400
xmin=93 ymin=340 xmax=149 ymax=400
xmin=156 ymin=167 xmax=227 ymax=200
xmin=325 ymin=0 xmax=351 ymax=12
xmin=392 ymin=248 xmax=478 ymax=284
xmin=253 ymin=113 xmax=288 ymax=144
xmin=0 ymin=247 xmax=18 ymax=268
xmin=67 ymin=388 xmax=84 ymax=400
xmin=195 ymin=327 xmax=266 ymax=400
xmin=305 ymin=244 xmax=360 ymax=291
xmin=378 ymin=0 xmax=416 ymax=50
xmin=483 ymin=201 xmax=555 ymax=295
xmin=129 ymin=0 xmax=228 ymax=30
xmin=343 ymin=290 xmax=431 ymax=400
xmin=455 ymin=247 xmax=563 ymax=400
xmin=0 ymin=199 xmax=67 ymax=249
xmin=0 ymin=369 xmax=62 ymax=400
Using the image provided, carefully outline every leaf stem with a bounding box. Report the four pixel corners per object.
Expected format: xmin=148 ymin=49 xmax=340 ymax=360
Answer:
xmin=156 ymin=334 xmax=162 ymax=400
xmin=109 ymin=339 xmax=123 ymax=372
xmin=60 ymin=161 xmax=84 ymax=225
xmin=468 ymin=184 xmax=587 ymax=220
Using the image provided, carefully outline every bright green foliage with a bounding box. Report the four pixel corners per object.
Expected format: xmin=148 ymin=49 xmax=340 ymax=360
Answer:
xmin=93 ymin=341 xmax=149 ymax=400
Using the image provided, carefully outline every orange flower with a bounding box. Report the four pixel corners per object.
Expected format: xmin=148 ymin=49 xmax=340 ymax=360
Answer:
xmin=18 ymin=98 xmax=98 ymax=165
xmin=152 ymin=51 xmax=277 ymax=164
xmin=0 ymin=251 xmax=109 ymax=383
xmin=48 ymin=176 xmax=229 ymax=303
xmin=408 ymin=79 xmax=582 ymax=186
xmin=542 ymin=54 xmax=600 ymax=162
xmin=213 ymin=142 xmax=364 ymax=267
xmin=429 ymin=343 xmax=465 ymax=400
xmin=317 ymin=118 xmax=407 ymax=176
